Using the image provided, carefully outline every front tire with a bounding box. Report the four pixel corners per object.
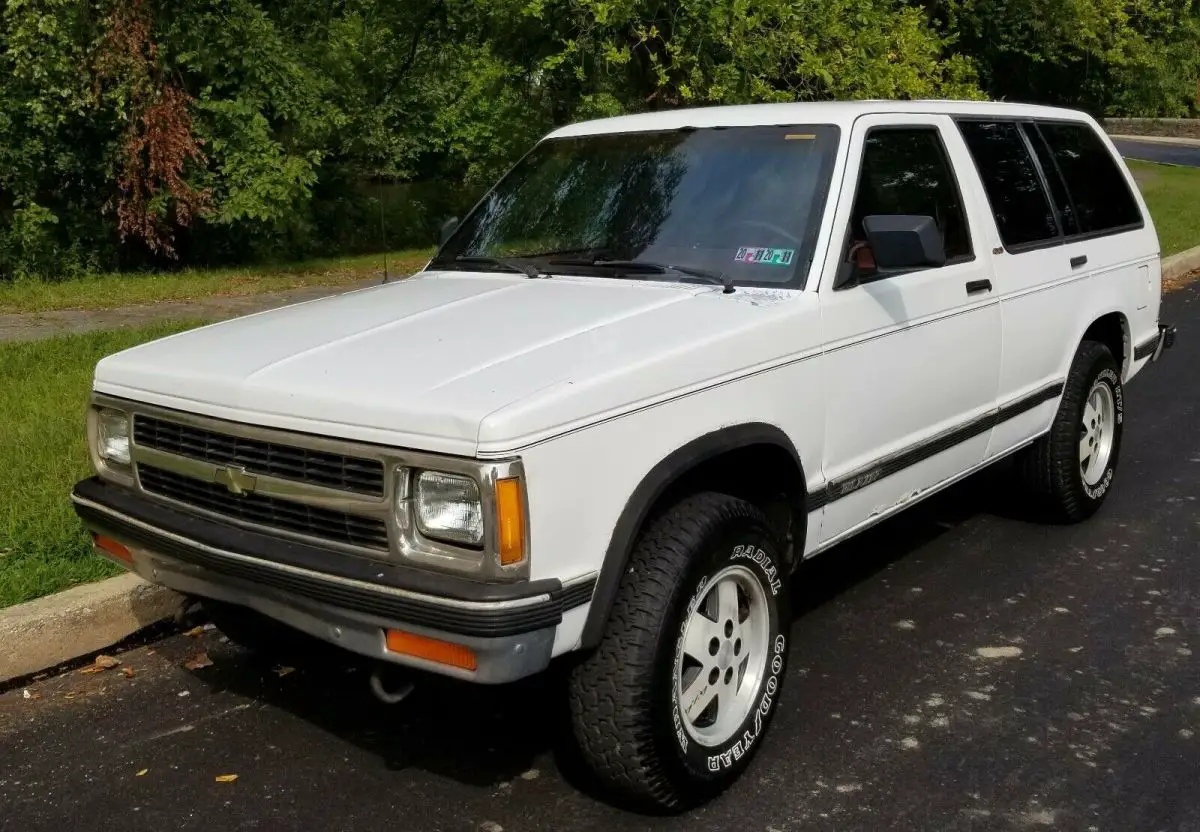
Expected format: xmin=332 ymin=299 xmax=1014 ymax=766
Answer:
xmin=567 ymin=493 xmax=791 ymax=811
xmin=1019 ymin=340 xmax=1124 ymax=522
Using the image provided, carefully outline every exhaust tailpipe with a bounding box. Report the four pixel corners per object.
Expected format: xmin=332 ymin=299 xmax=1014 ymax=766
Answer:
xmin=369 ymin=666 xmax=415 ymax=705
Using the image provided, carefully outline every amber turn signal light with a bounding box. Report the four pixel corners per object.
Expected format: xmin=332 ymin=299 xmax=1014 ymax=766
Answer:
xmin=92 ymin=533 xmax=133 ymax=566
xmin=385 ymin=629 xmax=477 ymax=672
xmin=495 ymin=477 xmax=525 ymax=566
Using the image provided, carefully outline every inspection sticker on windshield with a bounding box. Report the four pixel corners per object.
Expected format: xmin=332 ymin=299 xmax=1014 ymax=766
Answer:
xmin=735 ymin=247 xmax=795 ymax=266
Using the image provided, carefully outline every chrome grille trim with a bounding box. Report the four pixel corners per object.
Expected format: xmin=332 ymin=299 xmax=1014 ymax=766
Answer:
xmin=139 ymin=465 xmax=390 ymax=551
xmin=134 ymin=414 xmax=385 ymax=496
xmin=90 ymin=392 xmax=531 ymax=580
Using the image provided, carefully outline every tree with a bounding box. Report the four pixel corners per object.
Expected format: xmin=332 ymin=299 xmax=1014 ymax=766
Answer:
xmin=937 ymin=0 xmax=1200 ymax=116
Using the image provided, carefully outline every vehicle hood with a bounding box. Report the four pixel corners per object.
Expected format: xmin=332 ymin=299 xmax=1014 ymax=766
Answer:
xmin=95 ymin=273 xmax=806 ymax=455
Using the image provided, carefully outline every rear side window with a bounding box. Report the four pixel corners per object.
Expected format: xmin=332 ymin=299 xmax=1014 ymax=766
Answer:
xmin=957 ymin=120 xmax=1059 ymax=248
xmin=1021 ymin=123 xmax=1081 ymax=237
xmin=1036 ymin=122 xmax=1143 ymax=234
xmin=849 ymin=127 xmax=973 ymax=267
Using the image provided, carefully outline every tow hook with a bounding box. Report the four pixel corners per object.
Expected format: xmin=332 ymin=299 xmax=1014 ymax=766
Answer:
xmin=368 ymin=665 xmax=416 ymax=705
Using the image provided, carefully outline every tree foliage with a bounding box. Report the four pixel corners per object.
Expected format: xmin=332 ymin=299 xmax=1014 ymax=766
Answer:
xmin=937 ymin=0 xmax=1200 ymax=115
xmin=0 ymin=0 xmax=1197 ymax=280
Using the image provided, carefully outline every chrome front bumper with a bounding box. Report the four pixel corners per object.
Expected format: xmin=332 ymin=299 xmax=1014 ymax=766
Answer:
xmin=72 ymin=478 xmax=595 ymax=684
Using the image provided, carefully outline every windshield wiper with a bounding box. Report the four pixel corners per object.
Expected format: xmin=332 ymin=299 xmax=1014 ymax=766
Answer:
xmin=548 ymin=258 xmax=735 ymax=294
xmin=518 ymin=246 xmax=623 ymax=260
xmin=432 ymin=255 xmax=542 ymax=279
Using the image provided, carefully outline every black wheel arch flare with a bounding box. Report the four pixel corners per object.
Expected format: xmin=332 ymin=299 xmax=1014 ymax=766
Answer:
xmin=580 ymin=422 xmax=808 ymax=648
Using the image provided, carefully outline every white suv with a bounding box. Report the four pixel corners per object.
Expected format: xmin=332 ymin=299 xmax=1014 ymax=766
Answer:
xmin=74 ymin=100 xmax=1175 ymax=810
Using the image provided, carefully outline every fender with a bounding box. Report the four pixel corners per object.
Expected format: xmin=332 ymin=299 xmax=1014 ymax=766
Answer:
xmin=580 ymin=423 xmax=807 ymax=648
xmin=1073 ymin=307 xmax=1130 ymax=377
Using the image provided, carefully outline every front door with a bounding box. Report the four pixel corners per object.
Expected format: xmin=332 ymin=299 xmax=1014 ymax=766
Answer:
xmin=814 ymin=113 xmax=1003 ymax=546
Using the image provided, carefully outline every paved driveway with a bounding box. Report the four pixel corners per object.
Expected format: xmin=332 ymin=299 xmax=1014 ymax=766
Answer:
xmin=1114 ymin=137 xmax=1200 ymax=168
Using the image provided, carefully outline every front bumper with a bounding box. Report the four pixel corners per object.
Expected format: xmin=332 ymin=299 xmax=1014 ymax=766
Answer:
xmin=72 ymin=478 xmax=595 ymax=684
xmin=1135 ymin=323 xmax=1178 ymax=364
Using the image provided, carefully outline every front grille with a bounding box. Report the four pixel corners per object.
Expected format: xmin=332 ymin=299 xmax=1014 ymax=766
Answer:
xmin=133 ymin=415 xmax=385 ymax=496
xmin=139 ymin=465 xmax=389 ymax=551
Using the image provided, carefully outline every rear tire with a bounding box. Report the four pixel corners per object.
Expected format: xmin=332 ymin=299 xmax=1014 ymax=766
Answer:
xmin=1018 ymin=340 xmax=1124 ymax=522
xmin=567 ymin=492 xmax=791 ymax=811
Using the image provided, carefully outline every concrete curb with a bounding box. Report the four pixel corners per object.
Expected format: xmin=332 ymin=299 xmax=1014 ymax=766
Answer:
xmin=0 ymin=573 xmax=182 ymax=684
xmin=1164 ymin=244 xmax=1200 ymax=283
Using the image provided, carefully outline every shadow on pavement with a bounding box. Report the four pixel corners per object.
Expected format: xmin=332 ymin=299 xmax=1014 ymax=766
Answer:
xmin=173 ymin=463 xmax=1034 ymax=802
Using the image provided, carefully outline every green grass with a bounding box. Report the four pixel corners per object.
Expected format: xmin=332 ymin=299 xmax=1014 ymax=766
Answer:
xmin=1129 ymin=160 xmax=1200 ymax=257
xmin=0 ymin=321 xmax=207 ymax=608
xmin=0 ymin=248 xmax=433 ymax=314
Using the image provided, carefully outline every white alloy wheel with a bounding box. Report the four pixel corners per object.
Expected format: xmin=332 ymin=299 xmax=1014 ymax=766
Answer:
xmin=1080 ymin=379 xmax=1116 ymax=487
xmin=675 ymin=564 xmax=771 ymax=747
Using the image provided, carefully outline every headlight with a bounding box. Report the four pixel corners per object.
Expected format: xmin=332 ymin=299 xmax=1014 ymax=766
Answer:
xmin=96 ymin=408 xmax=132 ymax=467
xmin=414 ymin=471 xmax=484 ymax=547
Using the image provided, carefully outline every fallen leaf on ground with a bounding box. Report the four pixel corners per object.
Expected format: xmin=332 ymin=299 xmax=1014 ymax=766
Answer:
xmin=975 ymin=646 xmax=1023 ymax=659
xmin=184 ymin=626 xmax=206 ymax=638
xmin=183 ymin=653 xmax=214 ymax=671
xmin=121 ymin=667 xmax=136 ymax=679
xmin=80 ymin=654 xmax=121 ymax=674
xmin=274 ymin=666 xmax=295 ymax=677
xmin=136 ymin=769 xmax=148 ymax=777
xmin=214 ymin=774 xmax=239 ymax=783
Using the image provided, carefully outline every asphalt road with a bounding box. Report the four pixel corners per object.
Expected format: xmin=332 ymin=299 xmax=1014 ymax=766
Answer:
xmin=2 ymin=286 xmax=1198 ymax=832
xmin=1115 ymin=138 xmax=1200 ymax=168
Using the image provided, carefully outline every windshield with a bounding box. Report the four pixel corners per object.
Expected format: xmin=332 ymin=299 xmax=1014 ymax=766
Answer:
xmin=431 ymin=124 xmax=840 ymax=288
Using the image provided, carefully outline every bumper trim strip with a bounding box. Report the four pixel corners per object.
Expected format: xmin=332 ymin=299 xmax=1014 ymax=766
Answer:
xmin=1134 ymin=323 xmax=1177 ymax=362
xmin=72 ymin=485 xmax=595 ymax=639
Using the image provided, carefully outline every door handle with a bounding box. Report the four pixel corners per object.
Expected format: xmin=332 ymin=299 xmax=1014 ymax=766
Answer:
xmin=1070 ymin=254 xmax=1088 ymax=269
xmin=965 ymin=279 xmax=992 ymax=295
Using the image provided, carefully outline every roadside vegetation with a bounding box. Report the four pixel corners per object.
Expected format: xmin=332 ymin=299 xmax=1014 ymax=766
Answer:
xmin=1128 ymin=160 xmax=1200 ymax=259
xmin=3 ymin=0 xmax=1199 ymax=285
xmin=0 ymin=321 xmax=205 ymax=608
xmin=0 ymin=249 xmax=432 ymax=315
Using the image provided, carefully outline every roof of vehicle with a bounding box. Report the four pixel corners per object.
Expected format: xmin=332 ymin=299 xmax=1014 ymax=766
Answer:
xmin=547 ymin=100 xmax=1096 ymax=139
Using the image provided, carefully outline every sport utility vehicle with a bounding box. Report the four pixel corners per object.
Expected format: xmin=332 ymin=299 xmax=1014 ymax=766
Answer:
xmin=73 ymin=100 xmax=1176 ymax=809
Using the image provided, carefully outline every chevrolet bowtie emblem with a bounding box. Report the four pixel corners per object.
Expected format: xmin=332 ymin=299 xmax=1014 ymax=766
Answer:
xmin=213 ymin=465 xmax=258 ymax=496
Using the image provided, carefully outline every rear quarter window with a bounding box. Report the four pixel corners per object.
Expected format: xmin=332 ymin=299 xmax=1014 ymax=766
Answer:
xmin=1036 ymin=122 xmax=1143 ymax=235
xmin=956 ymin=120 xmax=1060 ymax=249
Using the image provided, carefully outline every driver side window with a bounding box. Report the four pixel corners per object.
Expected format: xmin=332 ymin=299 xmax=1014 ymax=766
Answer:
xmin=846 ymin=127 xmax=973 ymax=278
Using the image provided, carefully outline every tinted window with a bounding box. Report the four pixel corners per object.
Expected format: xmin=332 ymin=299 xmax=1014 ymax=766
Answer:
xmin=435 ymin=125 xmax=840 ymax=287
xmin=957 ymin=120 xmax=1059 ymax=248
xmin=1021 ymin=123 xmax=1080 ymax=237
xmin=846 ymin=128 xmax=971 ymax=274
xmin=1038 ymin=122 xmax=1143 ymax=234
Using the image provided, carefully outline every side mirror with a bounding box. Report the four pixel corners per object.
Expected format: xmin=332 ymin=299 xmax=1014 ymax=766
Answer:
xmin=862 ymin=214 xmax=946 ymax=272
xmin=438 ymin=216 xmax=460 ymax=247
